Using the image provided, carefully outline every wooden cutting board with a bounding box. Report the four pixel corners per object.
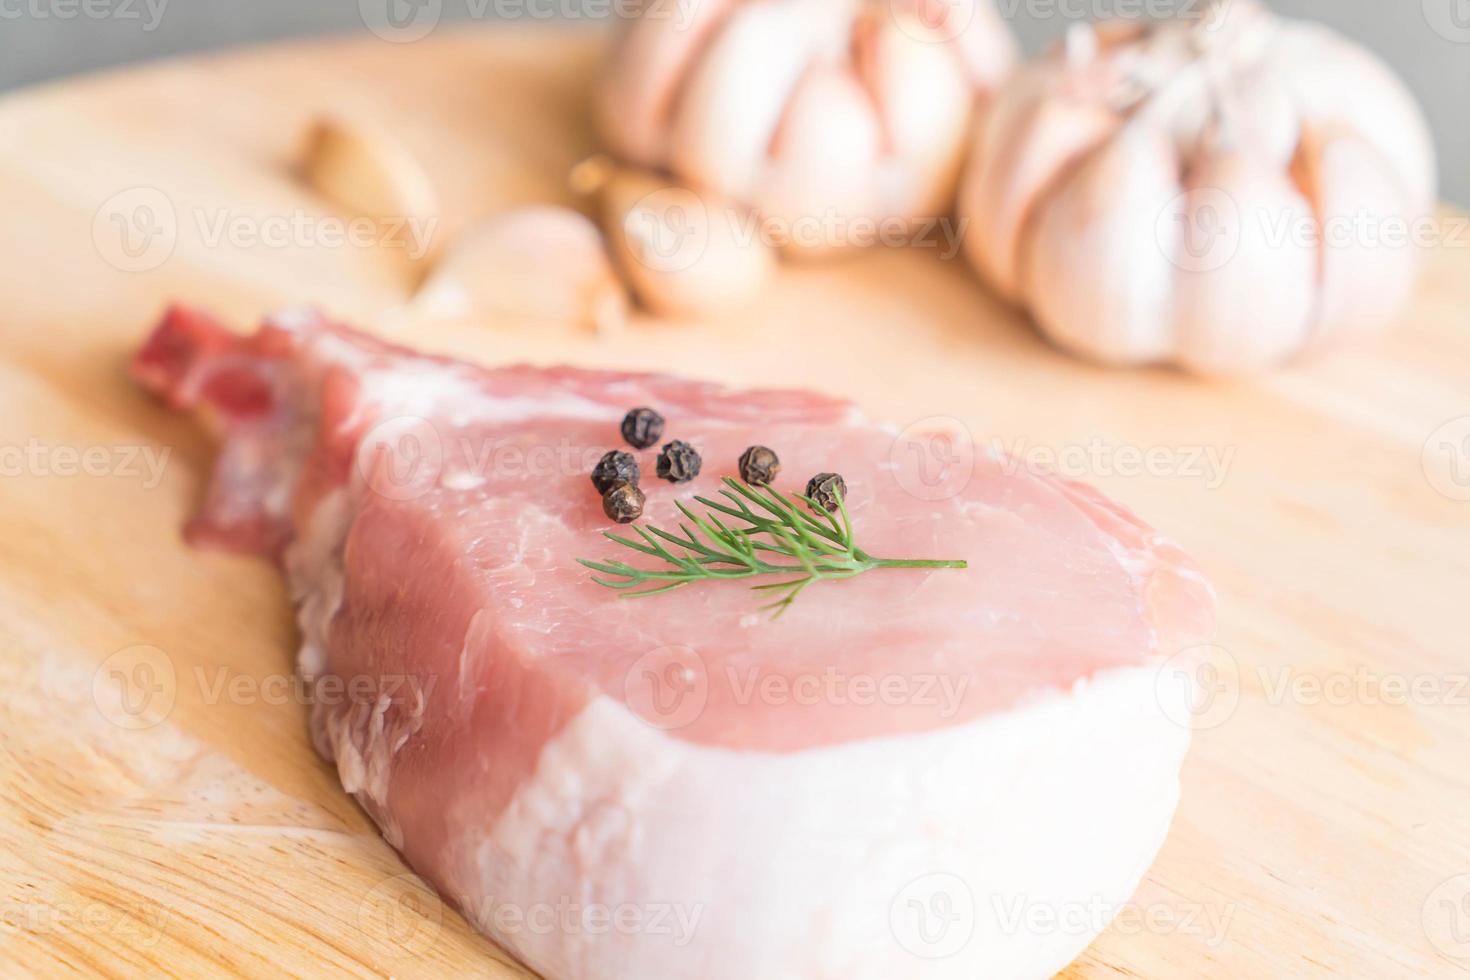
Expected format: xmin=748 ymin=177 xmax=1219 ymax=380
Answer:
xmin=1 ymin=26 xmax=1467 ymax=979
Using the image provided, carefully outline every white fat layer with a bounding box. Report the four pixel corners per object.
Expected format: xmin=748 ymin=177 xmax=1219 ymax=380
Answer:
xmin=440 ymin=665 xmax=1194 ymax=980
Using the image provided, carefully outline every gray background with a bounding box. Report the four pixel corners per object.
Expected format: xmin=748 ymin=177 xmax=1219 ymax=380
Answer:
xmin=0 ymin=0 xmax=1466 ymax=203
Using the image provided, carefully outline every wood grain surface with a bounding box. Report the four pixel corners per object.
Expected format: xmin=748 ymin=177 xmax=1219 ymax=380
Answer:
xmin=1 ymin=26 xmax=1467 ymax=979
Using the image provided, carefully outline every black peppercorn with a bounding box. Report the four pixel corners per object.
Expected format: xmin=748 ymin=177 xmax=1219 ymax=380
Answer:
xmin=656 ymin=440 xmax=702 ymax=483
xmin=620 ymin=407 xmax=665 ymax=450
xmin=602 ymin=481 xmax=645 ymax=524
xmin=738 ymin=445 xmax=781 ymax=486
xmin=591 ymin=450 xmax=639 ymax=495
xmin=806 ymin=472 xmax=848 ymax=513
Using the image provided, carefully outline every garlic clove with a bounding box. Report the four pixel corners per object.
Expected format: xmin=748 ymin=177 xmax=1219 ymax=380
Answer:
xmin=595 ymin=0 xmax=742 ymax=169
xmin=861 ymin=9 xmax=975 ymax=222
xmin=1297 ymin=129 xmax=1421 ymax=348
xmin=668 ymin=0 xmax=831 ymax=203
xmin=601 ymin=169 xmax=776 ymax=317
xmin=1171 ymin=150 xmax=1317 ymax=374
xmin=908 ymin=0 xmax=1020 ymax=91
xmin=1226 ymin=64 xmax=1302 ymax=169
xmin=758 ymin=67 xmax=882 ymax=257
xmin=960 ymin=68 xmax=1119 ymax=302
xmin=1269 ymin=21 xmax=1436 ymax=213
xmin=414 ymin=206 xmax=629 ymax=333
xmin=1019 ymin=125 xmax=1181 ymax=366
xmin=302 ymin=117 xmax=438 ymax=227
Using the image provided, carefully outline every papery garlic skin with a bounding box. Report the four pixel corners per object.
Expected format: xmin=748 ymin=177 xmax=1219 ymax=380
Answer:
xmin=597 ymin=0 xmax=1017 ymax=258
xmin=958 ymin=2 xmax=1436 ymax=374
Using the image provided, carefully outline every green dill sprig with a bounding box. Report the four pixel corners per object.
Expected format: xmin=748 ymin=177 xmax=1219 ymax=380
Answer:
xmin=578 ymin=477 xmax=968 ymax=617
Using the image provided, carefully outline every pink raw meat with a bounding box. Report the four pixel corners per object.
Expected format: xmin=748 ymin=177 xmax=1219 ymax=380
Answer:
xmin=134 ymin=306 xmax=1215 ymax=980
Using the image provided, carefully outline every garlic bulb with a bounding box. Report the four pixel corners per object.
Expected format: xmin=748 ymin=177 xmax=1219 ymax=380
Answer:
xmin=957 ymin=1 xmax=1436 ymax=374
xmin=597 ymin=0 xmax=1017 ymax=257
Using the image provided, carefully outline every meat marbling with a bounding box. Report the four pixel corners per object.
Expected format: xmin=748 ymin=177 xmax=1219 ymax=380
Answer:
xmin=133 ymin=305 xmax=1216 ymax=979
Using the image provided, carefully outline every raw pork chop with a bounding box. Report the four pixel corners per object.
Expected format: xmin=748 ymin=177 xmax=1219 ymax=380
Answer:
xmin=134 ymin=306 xmax=1215 ymax=979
